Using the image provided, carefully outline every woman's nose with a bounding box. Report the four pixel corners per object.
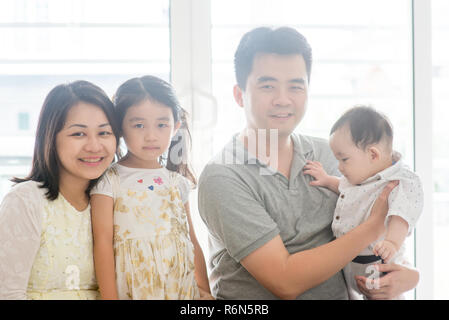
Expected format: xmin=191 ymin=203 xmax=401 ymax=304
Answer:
xmin=84 ymin=135 xmax=102 ymax=152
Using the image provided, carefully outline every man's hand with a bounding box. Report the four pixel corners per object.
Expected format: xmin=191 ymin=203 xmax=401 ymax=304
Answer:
xmin=355 ymin=263 xmax=419 ymax=300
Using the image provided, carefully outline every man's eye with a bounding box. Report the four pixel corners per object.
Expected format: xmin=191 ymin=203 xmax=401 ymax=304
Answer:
xmin=291 ymin=86 xmax=305 ymax=91
xmin=260 ymin=85 xmax=274 ymax=89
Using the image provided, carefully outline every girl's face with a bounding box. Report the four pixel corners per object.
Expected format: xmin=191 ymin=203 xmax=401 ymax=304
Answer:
xmin=121 ymin=99 xmax=180 ymax=168
xmin=56 ymin=102 xmax=117 ymax=185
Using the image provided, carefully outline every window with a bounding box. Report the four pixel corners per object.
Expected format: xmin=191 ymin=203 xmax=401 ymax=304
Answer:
xmin=0 ymin=0 xmax=170 ymax=199
xmin=18 ymin=112 xmax=30 ymax=131
xmin=432 ymin=0 xmax=449 ymax=300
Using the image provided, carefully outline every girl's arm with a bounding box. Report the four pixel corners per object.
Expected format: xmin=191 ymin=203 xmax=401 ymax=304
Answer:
xmin=91 ymin=194 xmax=118 ymax=300
xmin=184 ymin=202 xmax=213 ymax=299
xmin=303 ymin=160 xmax=340 ymax=194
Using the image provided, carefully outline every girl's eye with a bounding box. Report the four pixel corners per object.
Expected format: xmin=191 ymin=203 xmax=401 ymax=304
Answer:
xmin=341 ymin=158 xmax=348 ymax=162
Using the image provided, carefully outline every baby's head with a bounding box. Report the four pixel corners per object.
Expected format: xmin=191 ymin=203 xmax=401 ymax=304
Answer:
xmin=329 ymin=106 xmax=394 ymax=185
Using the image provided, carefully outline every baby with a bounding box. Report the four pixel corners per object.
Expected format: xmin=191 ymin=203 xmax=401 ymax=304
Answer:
xmin=304 ymin=106 xmax=423 ymax=299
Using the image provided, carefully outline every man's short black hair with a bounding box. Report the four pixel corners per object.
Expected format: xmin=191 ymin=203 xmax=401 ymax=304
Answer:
xmin=234 ymin=26 xmax=312 ymax=91
xmin=330 ymin=105 xmax=394 ymax=150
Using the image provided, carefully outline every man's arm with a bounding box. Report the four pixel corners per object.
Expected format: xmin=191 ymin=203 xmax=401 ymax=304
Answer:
xmin=241 ymin=183 xmax=394 ymax=299
xmin=199 ymin=169 xmax=397 ymax=299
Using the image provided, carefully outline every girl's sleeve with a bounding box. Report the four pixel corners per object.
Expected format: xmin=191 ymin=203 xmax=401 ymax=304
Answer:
xmin=90 ymin=171 xmax=114 ymax=198
xmin=178 ymin=176 xmax=193 ymax=205
xmin=0 ymin=185 xmax=43 ymax=299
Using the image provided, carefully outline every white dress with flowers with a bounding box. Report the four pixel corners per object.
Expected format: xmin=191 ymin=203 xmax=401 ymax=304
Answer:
xmin=91 ymin=163 xmax=199 ymax=300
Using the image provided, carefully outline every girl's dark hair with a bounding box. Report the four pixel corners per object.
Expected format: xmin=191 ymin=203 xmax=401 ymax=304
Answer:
xmin=12 ymin=80 xmax=120 ymax=200
xmin=330 ymin=105 xmax=393 ymax=150
xmin=113 ymin=75 xmax=197 ymax=186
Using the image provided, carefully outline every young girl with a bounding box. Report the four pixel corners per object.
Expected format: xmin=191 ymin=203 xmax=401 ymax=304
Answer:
xmin=91 ymin=75 xmax=212 ymax=300
xmin=0 ymin=80 xmax=119 ymax=299
xmin=304 ymin=106 xmax=423 ymax=299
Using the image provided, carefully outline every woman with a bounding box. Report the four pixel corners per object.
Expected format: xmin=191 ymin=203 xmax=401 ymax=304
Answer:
xmin=0 ymin=80 xmax=120 ymax=299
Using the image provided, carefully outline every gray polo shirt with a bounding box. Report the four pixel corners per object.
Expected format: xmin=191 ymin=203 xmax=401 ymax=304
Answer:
xmin=198 ymin=133 xmax=349 ymax=300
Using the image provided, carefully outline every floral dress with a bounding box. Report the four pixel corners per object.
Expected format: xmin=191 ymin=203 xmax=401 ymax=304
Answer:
xmin=91 ymin=164 xmax=200 ymax=300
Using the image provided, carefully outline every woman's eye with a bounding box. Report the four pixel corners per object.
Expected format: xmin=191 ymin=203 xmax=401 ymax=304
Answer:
xmin=158 ymin=123 xmax=168 ymax=128
xmin=134 ymin=123 xmax=144 ymax=129
xmin=70 ymin=132 xmax=85 ymax=137
xmin=99 ymin=131 xmax=113 ymax=136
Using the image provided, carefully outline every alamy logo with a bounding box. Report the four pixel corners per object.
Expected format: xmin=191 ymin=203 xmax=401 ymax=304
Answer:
xmin=365 ymin=265 xmax=381 ymax=290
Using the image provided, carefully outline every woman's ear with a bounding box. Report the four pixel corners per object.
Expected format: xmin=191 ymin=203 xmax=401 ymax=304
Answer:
xmin=233 ymin=84 xmax=244 ymax=108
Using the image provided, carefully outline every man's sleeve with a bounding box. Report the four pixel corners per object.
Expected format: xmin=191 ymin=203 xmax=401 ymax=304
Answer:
xmin=198 ymin=171 xmax=280 ymax=262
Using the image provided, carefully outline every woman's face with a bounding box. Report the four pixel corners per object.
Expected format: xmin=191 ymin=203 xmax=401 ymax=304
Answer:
xmin=56 ymin=102 xmax=116 ymax=185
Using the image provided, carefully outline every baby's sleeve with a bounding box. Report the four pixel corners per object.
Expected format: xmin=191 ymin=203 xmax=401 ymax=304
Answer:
xmin=177 ymin=176 xmax=193 ymax=205
xmin=90 ymin=171 xmax=114 ymax=199
xmin=387 ymin=174 xmax=424 ymax=236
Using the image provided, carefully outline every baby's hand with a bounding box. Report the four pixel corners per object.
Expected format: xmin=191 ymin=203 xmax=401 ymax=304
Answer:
xmin=373 ymin=240 xmax=398 ymax=263
xmin=303 ymin=160 xmax=330 ymax=187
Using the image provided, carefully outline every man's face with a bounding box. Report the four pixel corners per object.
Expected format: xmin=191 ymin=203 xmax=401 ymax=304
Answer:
xmin=234 ymin=53 xmax=309 ymax=137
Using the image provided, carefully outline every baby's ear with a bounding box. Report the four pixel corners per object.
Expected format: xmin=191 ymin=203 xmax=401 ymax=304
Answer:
xmin=368 ymin=146 xmax=381 ymax=161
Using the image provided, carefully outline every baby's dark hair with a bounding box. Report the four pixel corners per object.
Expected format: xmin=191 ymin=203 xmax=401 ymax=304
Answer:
xmin=114 ymin=75 xmax=196 ymax=186
xmin=330 ymin=105 xmax=393 ymax=151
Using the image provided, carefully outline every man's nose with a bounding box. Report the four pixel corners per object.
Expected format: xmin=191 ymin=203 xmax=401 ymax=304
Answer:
xmin=273 ymin=88 xmax=292 ymax=106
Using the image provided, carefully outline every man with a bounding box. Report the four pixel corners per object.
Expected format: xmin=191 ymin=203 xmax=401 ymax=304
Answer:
xmin=198 ymin=26 xmax=418 ymax=300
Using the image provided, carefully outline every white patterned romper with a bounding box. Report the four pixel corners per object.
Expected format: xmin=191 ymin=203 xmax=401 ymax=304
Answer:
xmin=332 ymin=156 xmax=423 ymax=300
xmin=91 ymin=164 xmax=200 ymax=300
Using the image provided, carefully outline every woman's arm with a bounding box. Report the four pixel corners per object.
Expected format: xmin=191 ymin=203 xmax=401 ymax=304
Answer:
xmin=241 ymin=181 xmax=398 ymax=300
xmin=91 ymin=194 xmax=118 ymax=300
xmin=0 ymin=188 xmax=42 ymax=299
xmin=184 ymin=202 xmax=213 ymax=299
